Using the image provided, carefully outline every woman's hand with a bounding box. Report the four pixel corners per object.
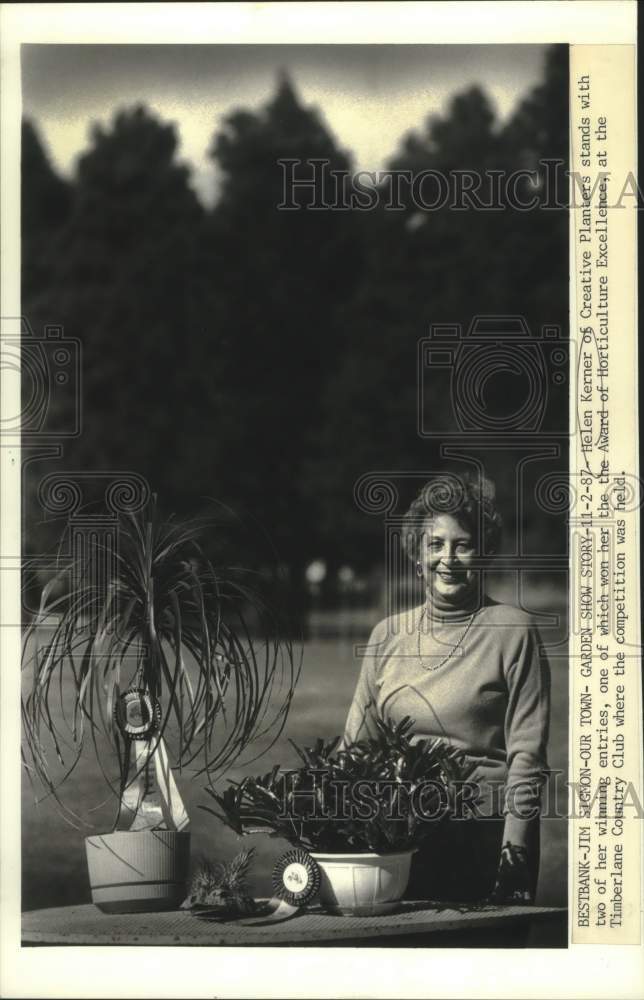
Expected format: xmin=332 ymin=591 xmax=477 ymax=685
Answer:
xmin=489 ymin=842 xmax=534 ymax=904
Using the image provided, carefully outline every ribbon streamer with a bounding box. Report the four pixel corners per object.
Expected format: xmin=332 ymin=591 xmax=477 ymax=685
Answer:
xmin=121 ymin=737 xmax=189 ymax=831
xmin=236 ymin=897 xmax=300 ymax=925
xmin=192 ymin=897 xmax=300 ymax=926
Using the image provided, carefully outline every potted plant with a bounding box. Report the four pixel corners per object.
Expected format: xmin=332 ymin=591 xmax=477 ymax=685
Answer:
xmin=204 ymin=717 xmax=469 ymax=915
xmin=22 ymin=496 xmax=299 ymax=913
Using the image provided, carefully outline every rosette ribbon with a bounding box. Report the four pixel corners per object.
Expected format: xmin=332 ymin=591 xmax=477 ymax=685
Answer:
xmin=115 ymin=688 xmax=189 ymax=832
xmin=235 ymin=850 xmax=321 ymax=926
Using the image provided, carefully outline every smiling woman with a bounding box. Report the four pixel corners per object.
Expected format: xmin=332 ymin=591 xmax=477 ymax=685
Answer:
xmin=341 ymin=469 xmax=551 ymax=906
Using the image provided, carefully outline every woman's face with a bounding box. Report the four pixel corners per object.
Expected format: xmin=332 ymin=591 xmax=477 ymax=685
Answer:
xmin=420 ymin=513 xmax=476 ymax=606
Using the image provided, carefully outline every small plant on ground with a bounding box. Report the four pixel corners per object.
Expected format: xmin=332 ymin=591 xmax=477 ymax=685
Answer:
xmin=182 ymin=847 xmax=257 ymax=914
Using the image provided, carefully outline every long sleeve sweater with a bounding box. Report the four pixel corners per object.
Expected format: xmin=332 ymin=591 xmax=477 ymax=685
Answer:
xmin=341 ymin=596 xmax=551 ymax=848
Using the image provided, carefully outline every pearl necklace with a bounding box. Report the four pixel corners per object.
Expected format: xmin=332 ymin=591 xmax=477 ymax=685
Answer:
xmin=417 ymin=606 xmax=476 ymax=672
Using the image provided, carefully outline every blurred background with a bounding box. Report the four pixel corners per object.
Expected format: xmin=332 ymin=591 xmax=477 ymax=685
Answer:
xmin=21 ymin=43 xmax=569 ymax=911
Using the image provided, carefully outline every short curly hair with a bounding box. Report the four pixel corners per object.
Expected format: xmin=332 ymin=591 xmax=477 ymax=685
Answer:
xmin=402 ymin=469 xmax=503 ymax=563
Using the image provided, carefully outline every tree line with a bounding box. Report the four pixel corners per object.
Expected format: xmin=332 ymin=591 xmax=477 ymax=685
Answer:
xmin=22 ymin=46 xmax=569 ymax=607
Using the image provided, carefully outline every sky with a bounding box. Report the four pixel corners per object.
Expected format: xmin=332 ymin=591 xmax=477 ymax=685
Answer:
xmin=22 ymin=43 xmax=548 ymax=206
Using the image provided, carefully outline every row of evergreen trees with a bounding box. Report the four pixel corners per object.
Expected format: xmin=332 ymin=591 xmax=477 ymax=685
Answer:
xmin=22 ymin=47 xmax=568 ymax=595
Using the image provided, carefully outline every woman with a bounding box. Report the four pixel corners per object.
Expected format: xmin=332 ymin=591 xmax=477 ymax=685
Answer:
xmin=341 ymin=470 xmax=550 ymax=904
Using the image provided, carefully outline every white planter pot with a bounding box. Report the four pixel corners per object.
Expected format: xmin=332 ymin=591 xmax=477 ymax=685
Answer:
xmin=85 ymin=831 xmax=190 ymax=913
xmin=310 ymin=850 xmax=414 ymax=915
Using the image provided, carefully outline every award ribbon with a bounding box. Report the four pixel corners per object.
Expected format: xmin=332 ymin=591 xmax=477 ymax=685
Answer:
xmin=235 ymin=850 xmax=321 ymax=926
xmin=115 ymin=688 xmax=189 ymax=832
xmin=272 ymin=848 xmax=321 ymax=906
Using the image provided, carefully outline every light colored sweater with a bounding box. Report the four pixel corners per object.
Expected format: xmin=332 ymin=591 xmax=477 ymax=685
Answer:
xmin=341 ymin=597 xmax=551 ymax=847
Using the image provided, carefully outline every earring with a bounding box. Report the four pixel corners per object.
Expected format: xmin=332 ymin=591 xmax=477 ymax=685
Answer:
xmin=416 ymin=562 xmax=423 ymax=578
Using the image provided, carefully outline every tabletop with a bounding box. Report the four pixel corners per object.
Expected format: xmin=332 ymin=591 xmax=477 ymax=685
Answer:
xmin=22 ymin=902 xmax=567 ymax=947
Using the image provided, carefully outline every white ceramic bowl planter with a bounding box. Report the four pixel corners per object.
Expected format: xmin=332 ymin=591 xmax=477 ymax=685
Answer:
xmin=310 ymin=850 xmax=414 ymax=915
xmin=85 ymin=831 xmax=190 ymax=913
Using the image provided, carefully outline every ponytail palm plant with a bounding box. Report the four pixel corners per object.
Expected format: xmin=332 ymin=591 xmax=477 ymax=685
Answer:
xmin=22 ymin=496 xmax=300 ymax=830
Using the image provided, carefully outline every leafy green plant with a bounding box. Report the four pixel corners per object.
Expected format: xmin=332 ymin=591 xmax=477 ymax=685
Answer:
xmin=21 ymin=495 xmax=300 ymax=828
xmin=203 ymin=717 xmax=472 ymax=853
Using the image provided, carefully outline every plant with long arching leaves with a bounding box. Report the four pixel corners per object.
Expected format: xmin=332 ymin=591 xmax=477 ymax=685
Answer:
xmin=21 ymin=495 xmax=301 ymax=829
xmin=203 ymin=717 xmax=474 ymax=854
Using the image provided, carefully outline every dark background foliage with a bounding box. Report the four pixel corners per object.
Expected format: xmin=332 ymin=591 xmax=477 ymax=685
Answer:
xmin=22 ymin=46 xmax=569 ymax=617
